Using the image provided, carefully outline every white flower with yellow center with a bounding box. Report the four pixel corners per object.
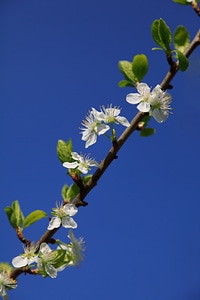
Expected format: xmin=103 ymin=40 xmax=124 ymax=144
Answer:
xmin=0 ymin=271 xmax=17 ymax=300
xmin=126 ymin=83 xmax=152 ymax=112
xmin=149 ymin=85 xmax=172 ymax=123
xmin=12 ymin=245 xmax=38 ymax=268
xmin=63 ymin=152 xmax=99 ymax=174
xmin=92 ymin=105 xmax=130 ymax=127
xmin=47 ymin=203 xmax=78 ymax=230
xmin=80 ymin=110 xmax=110 ymax=148
xmin=37 ymin=243 xmax=58 ymax=279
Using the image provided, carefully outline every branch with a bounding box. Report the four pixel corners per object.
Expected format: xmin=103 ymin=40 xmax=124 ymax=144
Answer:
xmin=160 ymin=29 xmax=200 ymax=90
xmin=9 ymin=28 xmax=200 ymax=281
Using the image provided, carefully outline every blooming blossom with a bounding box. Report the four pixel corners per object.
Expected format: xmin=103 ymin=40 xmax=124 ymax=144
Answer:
xmin=47 ymin=203 xmax=78 ymax=230
xmin=0 ymin=271 xmax=17 ymax=300
xmin=126 ymin=83 xmax=152 ymax=112
xmin=149 ymin=85 xmax=172 ymax=123
xmin=57 ymin=230 xmax=85 ymax=268
xmin=126 ymin=83 xmax=172 ymax=123
xmin=63 ymin=152 xmax=98 ymax=174
xmin=92 ymin=105 xmax=130 ymax=127
xmin=12 ymin=245 xmax=38 ymax=268
xmin=37 ymin=243 xmax=58 ymax=278
xmin=68 ymin=229 xmax=85 ymax=266
xmin=80 ymin=110 xmax=110 ymax=148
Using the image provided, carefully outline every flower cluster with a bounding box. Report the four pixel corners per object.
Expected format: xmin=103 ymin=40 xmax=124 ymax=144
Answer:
xmin=126 ymin=83 xmax=172 ymax=123
xmin=12 ymin=230 xmax=84 ymax=279
xmin=0 ymin=271 xmax=17 ymax=300
xmin=80 ymin=105 xmax=130 ymax=148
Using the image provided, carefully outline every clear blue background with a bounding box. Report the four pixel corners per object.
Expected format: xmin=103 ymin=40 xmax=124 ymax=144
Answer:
xmin=0 ymin=1 xmax=200 ymax=299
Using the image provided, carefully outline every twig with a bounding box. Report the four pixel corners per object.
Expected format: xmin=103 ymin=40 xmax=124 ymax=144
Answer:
xmin=10 ymin=28 xmax=200 ymax=281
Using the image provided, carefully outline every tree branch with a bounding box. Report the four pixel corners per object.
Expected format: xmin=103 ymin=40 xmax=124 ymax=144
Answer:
xmin=10 ymin=28 xmax=200 ymax=281
xmin=160 ymin=29 xmax=200 ymax=90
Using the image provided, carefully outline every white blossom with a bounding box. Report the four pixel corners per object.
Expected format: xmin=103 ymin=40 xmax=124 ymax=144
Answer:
xmin=47 ymin=203 xmax=78 ymax=230
xmin=80 ymin=110 xmax=110 ymax=148
xmin=68 ymin=229 xmax=85 ymax=266
xmin=0 ymin=271 xmax=17 ymax=300
xmin=37 ymin=243 xmax=57 ymax=278
xmin=63 ymin=152 xmax=98 ymax=174
xmin=126 ymin=83 xmax=172 ymax=123
xmin=126 ymin=83 xmax=152 ymax=112
xmin=12 ymin=245 xmax=38 ymax=268
xmin=92 ymin=105 xmax=130 ymax=127
xmin=149 ymin=85 xmax=172 ymax=123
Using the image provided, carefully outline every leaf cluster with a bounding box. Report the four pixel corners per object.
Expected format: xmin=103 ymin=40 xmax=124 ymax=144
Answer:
xmin=151 ymin=19 xmax=190 ymax=71
xmin=4 ymin=200 xmax=47 ymax=230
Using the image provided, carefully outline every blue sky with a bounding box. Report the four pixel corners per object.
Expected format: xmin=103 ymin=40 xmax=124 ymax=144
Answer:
xmin=0 ymin=1 xmax=200 ymax=299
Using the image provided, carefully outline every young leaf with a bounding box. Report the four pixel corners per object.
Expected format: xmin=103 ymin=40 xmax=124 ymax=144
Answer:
xmin=61 ymin=184 xmax=69 ymax=200
xmin=82 ymin=174 xmax=92 ymax=184
xmin=174 ymin=26 xmax=190 ymax=53
xmin=175 ymin=50 xmax=189 ymax=71
xmin=4 ymin=206 xmax=17 ymax=228
xmin=118 ymin=80 xmax=135 ymax=88
xmin=23 ymin=210 xmax=47 ymax=228
xmin=66 ymin=183 xmax=80 ymax=201
xmin=57 ymin=139 xmax=73 ymax=163
xmin=132 ymin=54 xmax=148 ymax=82
xmin=4 ymin=200 xmax=24 ymax=228
xmin=151 ymin=19 xmax=172 ymax=52
xmin=118 ymin=60 xmax=137 ymax=84
xmin=12 ymin=200 xmax=24 ymax=226
xmin=173 ymin=0 xmax=191 ymax=4
xmin=140 ymin=128 xmax=156 ymax=137
xmin=159 ymin=19 xmax=172 ymax=52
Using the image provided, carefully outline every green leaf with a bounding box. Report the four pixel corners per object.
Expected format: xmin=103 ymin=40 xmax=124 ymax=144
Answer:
xmin=61 ymin=184 xmax=69 ymax=200
xmin=23 ymin=210 xmax=47 ymax=228
xmin=132 ymin=54 xmax=148 ymax=82
xmin=51 ymin=249 xmax=67 ymax=268
xmin=174 ymin=26 xmax=190 ymax=53
xmin=118 ymin=80 xmax=135 ymax=88
xmin=140 ymin=128 xmax=155 ymax=137
xmin=118 ymin=60 xmax=137 ymax=84
xmin=82 ymin=174 xmax=92 ymax=184
xmin=151 ymin=19 xmax=172 ymax=52
xmin=66 ymin=183 xmax=80 ymax=201
xmin=57 ymin=139 xmax=73 ymax=164
xmin=4 ymin=200 xmax=24 ymax=229
xmin=142 ymin=115 xmax=151 ymax=127
xmin=175 ymin=49 xmax=189 ymax=71
xmin=173 ymin=0 xmax=192 ymax=4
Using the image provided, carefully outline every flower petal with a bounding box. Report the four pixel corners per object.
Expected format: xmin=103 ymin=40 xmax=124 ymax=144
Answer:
xmin=78 ymin=165 xmax=88 ymax=174
xmin=84 ymin=132 xmax=97 ymax=148
xmin=71 ymin=152 xmax=81 ymax=161
xmin=63 ymin=204 xmax=78 ymax=216
xmin=115 ymin=116 xmax=130 ymax=127
xmin=45 ymin=264 xmax=57 ymax=278
xmin=12 ymin=256 xmax=28 ymax=268
xmin=152 ymin=108 xmax=168 ymax=123
xmin=95 ymin=124 xmax=110 ymax=135
xmin=47 ymin=217 xmax=61 ymax=230
xmin=126 ymin=93 xmax=141 ymax=104
xmin=137 ymin=102 xmax=151 ymax=112
xmin=63 ymin=161 xmax=79 ymax=169
xmin=40 ymin=243 xmax=52 ymax=255
xmin=62 ymin=216 xmax=77 ymax=228
xmin=137 ymin=82 xmax=150 ymax=95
